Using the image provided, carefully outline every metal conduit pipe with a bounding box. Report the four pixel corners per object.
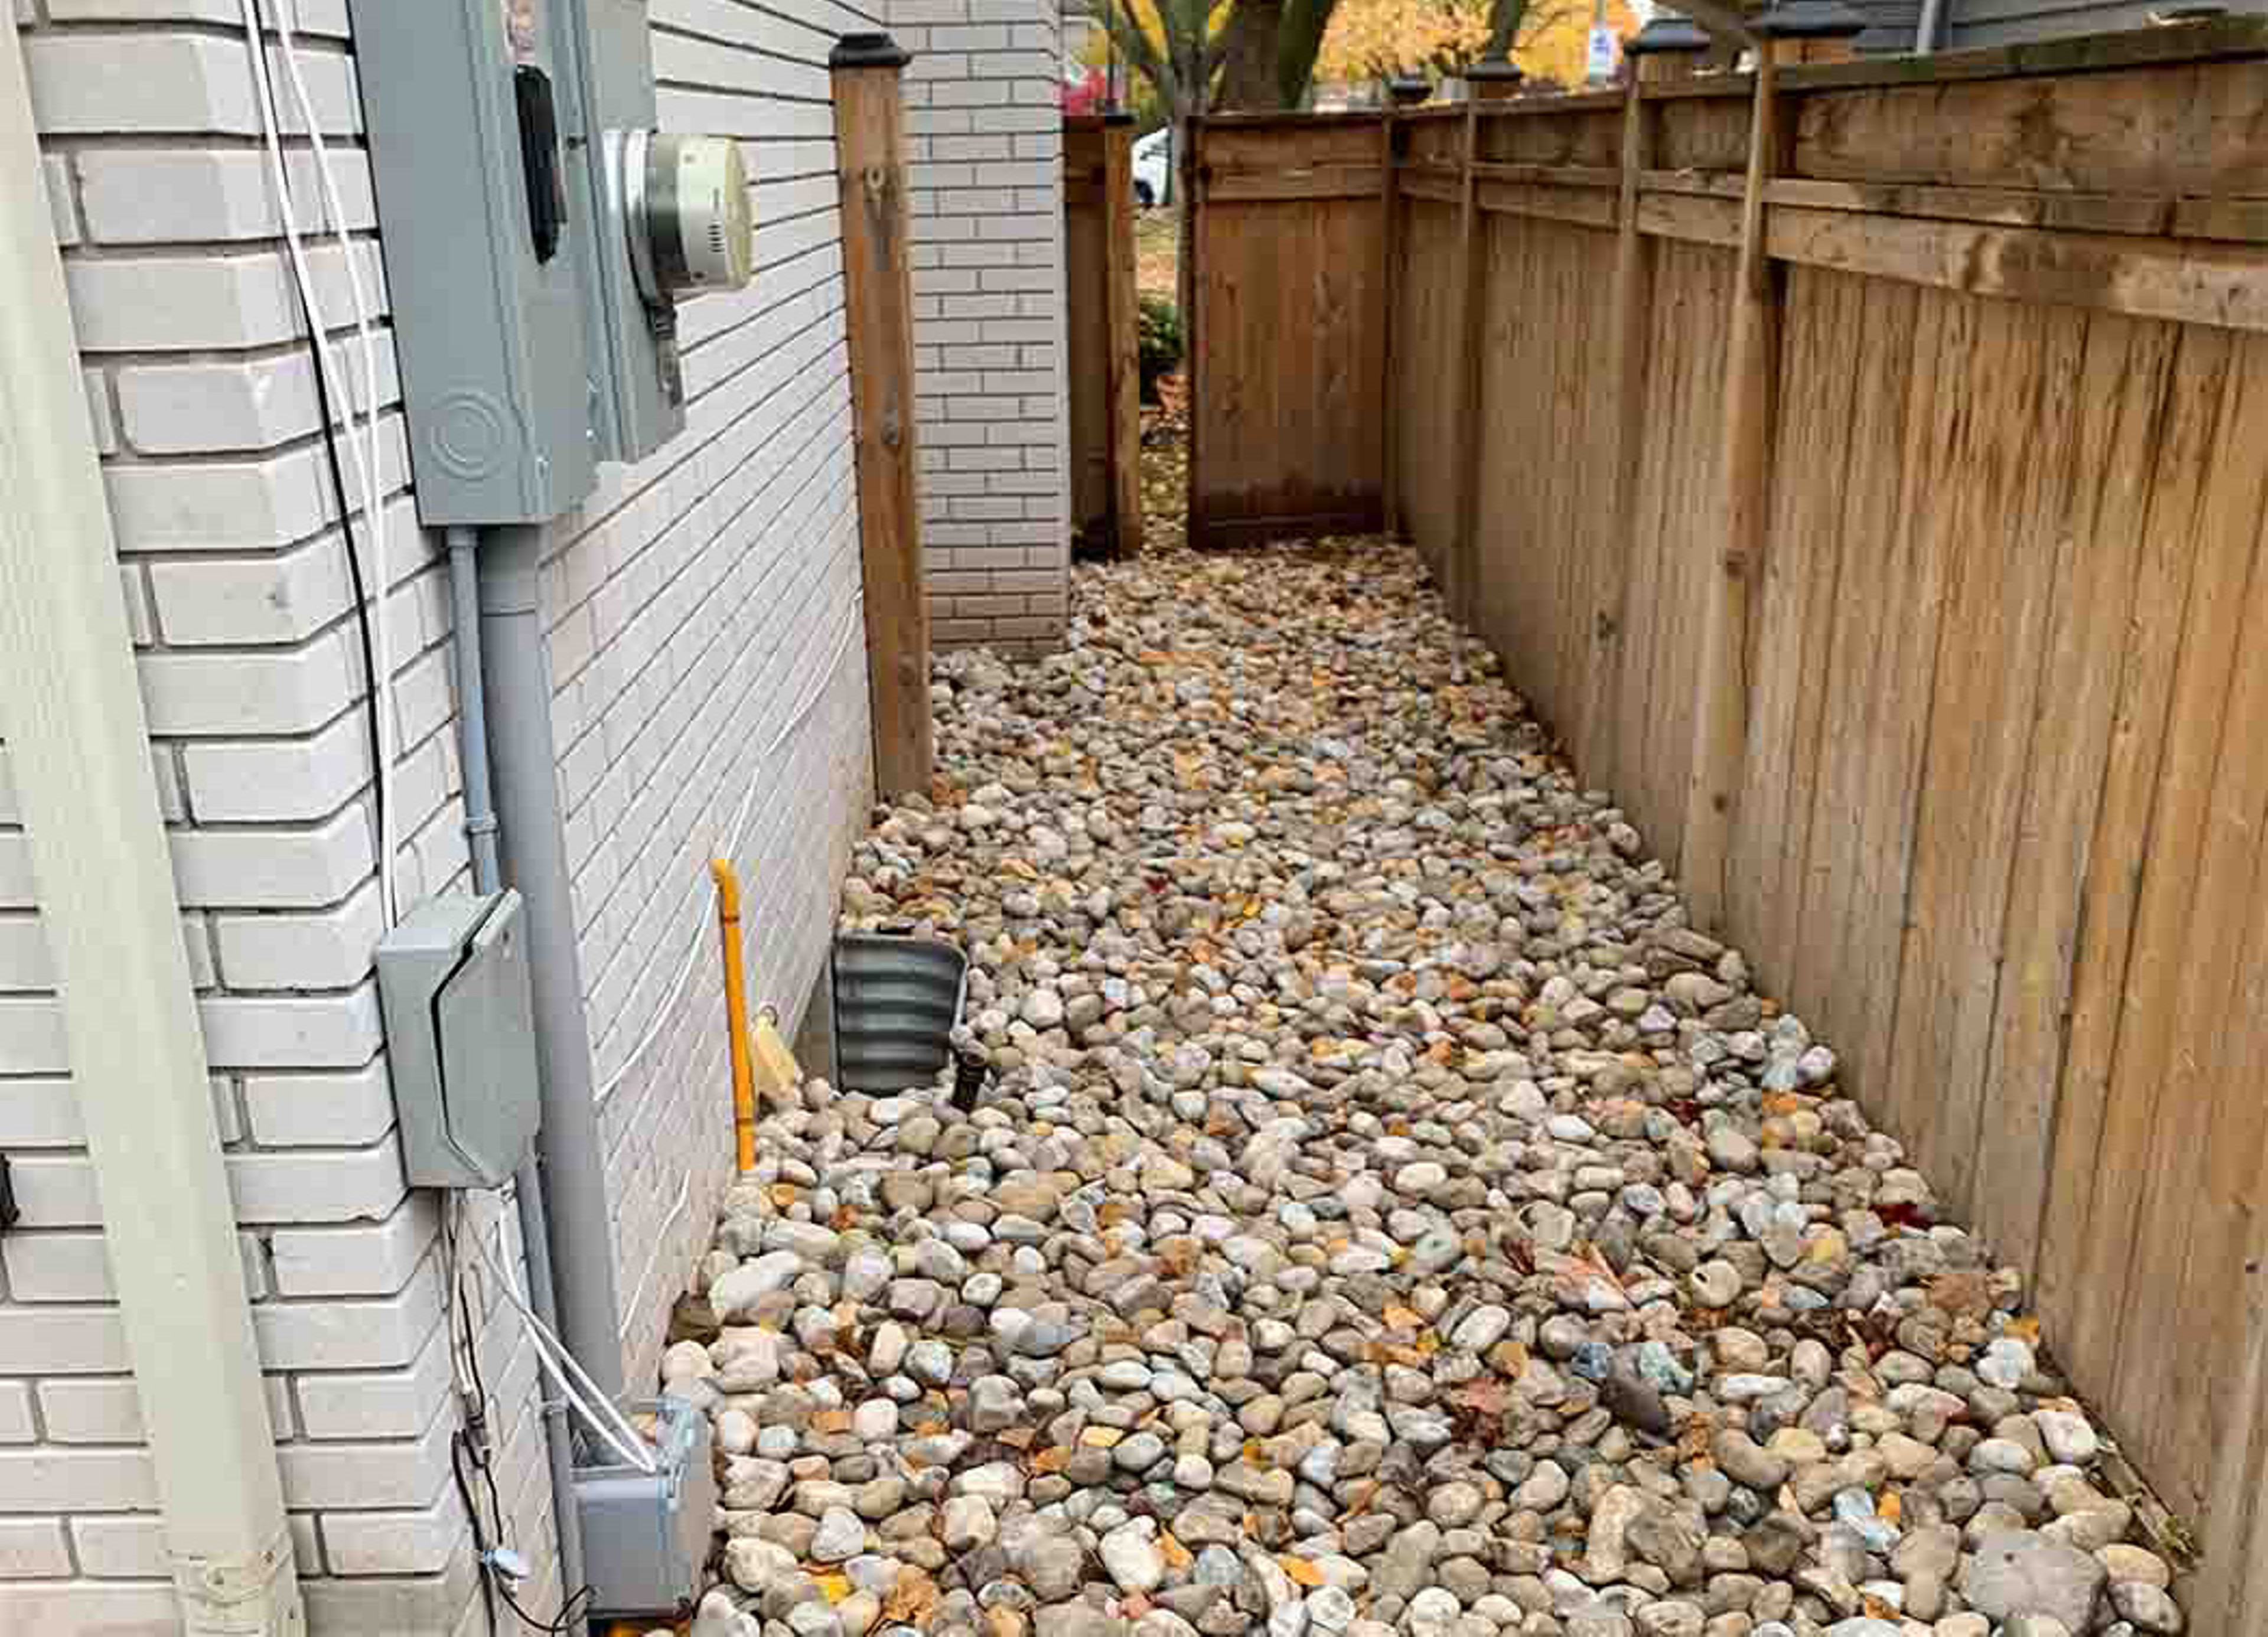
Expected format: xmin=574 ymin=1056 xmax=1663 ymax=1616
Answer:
xmin=475 ymin=523 xmax=627 ymax=1397
xmin=446 ymin=524 xmax=586 ymax=1609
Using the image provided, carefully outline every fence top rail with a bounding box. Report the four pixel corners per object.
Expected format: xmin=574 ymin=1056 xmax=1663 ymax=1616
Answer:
xmin=1474 ymin=87 xmax=1629 ymax=117
xmin=1192 ymin=110 xmax=1389 ymax=130
xmin=1779 ymin=12 xmax=2268 ymax=90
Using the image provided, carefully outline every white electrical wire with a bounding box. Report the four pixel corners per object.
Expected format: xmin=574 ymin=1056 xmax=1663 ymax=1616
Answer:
xmin=265 ymin=0 xmax=396 ymax=927
xmin=471 ymin=1211 xmax=659 ymax=1474
xmin=237 ymin=0 xmax=397 ymax=927
xmin=590 ymin=594 xmax=868 ymax=1105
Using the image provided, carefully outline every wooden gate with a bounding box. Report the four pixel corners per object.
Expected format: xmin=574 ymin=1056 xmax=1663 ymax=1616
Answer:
xmin=1185 ymin=113 xmax=1390 ymax=547
xmin=1063 ymin=115 xmax=1142 ymax=558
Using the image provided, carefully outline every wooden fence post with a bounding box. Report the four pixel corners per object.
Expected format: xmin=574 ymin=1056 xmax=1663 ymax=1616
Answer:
xmin=1582 ymin=30 xmax=1705 ymax=787
xmin=832 ymin=32 xmax=933 ymax=800
xmin=1380 ymin=108 xmax=1405 ymax=542
xmin=1102 ymin=116 xmax=1143 ymax=558
xmin=1443 ymin=99 xmax=1486 ymax=624
xmin=1439 ymin=60 xmax=1523 ymax=626
xmin=1682 ymin=41 xmax=1788 ymax=932
xmin=1182 ymin=116 xmax=1207 ymax=549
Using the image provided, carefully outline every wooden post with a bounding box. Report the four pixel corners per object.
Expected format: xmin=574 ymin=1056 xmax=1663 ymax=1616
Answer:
xmin=1443 ymin=97 xmax=1486 ymax=624
xmin=1682 ymin=43 xmax=1788 ymax=931
xmin=1379 ymin=109 xmax=1405 ymax=540
xmin=1182 ymin=116 xmax=1206 ymax=547
xmin=1579 ymin=45 xmax=1693 ymax=784
xmin=1101 ymin=116 xmax=1143 ymax=557
xmin=1444 ymin=59 xmax=1522 ymax=619
xmin=831 ymin=32 xmax=933 ymax=800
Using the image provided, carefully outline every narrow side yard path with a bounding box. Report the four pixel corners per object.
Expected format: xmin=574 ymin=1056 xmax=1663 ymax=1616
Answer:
xmin=662 ymin=542 xmax=2186 ymax=1637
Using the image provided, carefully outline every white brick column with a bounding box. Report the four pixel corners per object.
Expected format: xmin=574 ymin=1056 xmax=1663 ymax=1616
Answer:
xmin=890 ymin=0 xmax=1073 ymax=652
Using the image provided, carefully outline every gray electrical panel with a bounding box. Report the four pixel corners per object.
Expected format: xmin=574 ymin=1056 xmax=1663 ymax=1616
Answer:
xmin=347 ymin=0 xmax=597 ymax=524
xmin=376 ymin=892 xmax=541 ymax=1189
xmin=350 ymin=1 xmax=750 ymax=527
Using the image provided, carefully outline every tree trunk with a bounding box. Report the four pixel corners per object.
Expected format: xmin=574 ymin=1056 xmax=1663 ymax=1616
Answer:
xmin=1214 ymin=0 xmax=1289 ymax=109
xmin=1484 ymin=0 xmax=1531 ymax=59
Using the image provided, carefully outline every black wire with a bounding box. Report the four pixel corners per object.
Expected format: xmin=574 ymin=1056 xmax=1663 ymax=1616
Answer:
xmin=451 ymin=1430 xmax=501 ymax=1637
xmin=451 ymin=1217 xmax=598 ymax=1637
xmin=241 ymin=16 xmax=389 ymax=886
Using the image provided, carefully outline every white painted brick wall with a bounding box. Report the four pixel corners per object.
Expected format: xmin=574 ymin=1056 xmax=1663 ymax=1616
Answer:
xmin=891 ymin=0 xmax=1071 ymax=651
xmin=556 ymin=0 xmax=880 ymax=1394
xmin=6 ymin=0 xmax=877 ymax=1627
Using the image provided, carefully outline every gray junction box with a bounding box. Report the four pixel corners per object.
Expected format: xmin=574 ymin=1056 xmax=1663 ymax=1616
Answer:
xmin=374 ymin=892 xmax=540 ymax=1189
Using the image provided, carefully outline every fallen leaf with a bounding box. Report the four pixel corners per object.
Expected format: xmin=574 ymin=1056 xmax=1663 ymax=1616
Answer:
xmin=1032 ymin=1446 xmax=1068 ymax=1473
xmin=1879 ymin=1489 xmax=1902 ymax=1527
xmin=1383 ymin=1305 xmax=1425 ymax=1331
xmin=1450 ymin=1377 xmax=1511 ymax=1416
xmin=881 ymin=1568 xmax=940 ymax=1626
xmin=813 ymin=1573 xmax=852 ymax=1604
xmin=810 ymin=1410 xmax=852 ymax=1434
xmin=1159 ymin=1532 xmax=1192 ymax=1571
xmin=1279 ymin=1556 xmax=1325 ymax=1588
xmin=996 ymin=1426 xmax=1035 ymax=1450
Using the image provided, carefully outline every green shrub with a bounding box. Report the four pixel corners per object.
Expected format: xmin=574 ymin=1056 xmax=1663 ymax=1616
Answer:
xmin=1138 ymin=294 xmax=1182 ymax=405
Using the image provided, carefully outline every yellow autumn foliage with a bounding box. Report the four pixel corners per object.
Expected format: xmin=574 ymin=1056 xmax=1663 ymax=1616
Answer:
xmin=1315 ymin=0 xmax=1637 ymax=90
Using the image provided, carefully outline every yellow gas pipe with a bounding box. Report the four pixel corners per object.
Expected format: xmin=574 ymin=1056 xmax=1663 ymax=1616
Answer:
xmin=711 ymin=859 xmax=757 ymax=1173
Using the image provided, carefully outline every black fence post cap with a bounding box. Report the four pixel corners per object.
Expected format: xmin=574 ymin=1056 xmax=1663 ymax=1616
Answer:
xmin=1751 ymin=0 xmax=1867 ymax=38
xmin=831 ymin=31 xmax=913 ymax=69
xmin=1626 ymin=12 xmax=1713 ymax=53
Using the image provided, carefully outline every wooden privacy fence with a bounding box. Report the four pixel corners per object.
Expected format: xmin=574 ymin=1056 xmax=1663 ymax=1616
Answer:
xmin=1190 ymin=18 xmax=2268 ymax=1624
xmin=1063 ymin=115 xmax=1142 ymax=557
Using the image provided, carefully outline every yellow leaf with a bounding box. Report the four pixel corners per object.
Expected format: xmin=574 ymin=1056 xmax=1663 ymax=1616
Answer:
xmin=2008 ymin=1316 xmax=2043 ymax=1345
xmin=1279 ymin=1556 xmax=1325 ymax=1588
xmin=814 ymin=1573 xmax=852 ymax=1603
xmin=1383 ymin=1305 xmax=1425 ymax=1331
xmin=1082 ymin=1426 xmax=1124 ymax=1448
xmin=1159 ymin=1532 xmax=1193 ymax=1571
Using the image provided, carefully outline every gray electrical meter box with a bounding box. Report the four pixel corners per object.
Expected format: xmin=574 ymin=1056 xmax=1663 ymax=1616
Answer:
xmin=350 ymin=0 xmax=757 ymax=524
xmin=376 ymin=892 xmax=541 ymax=1189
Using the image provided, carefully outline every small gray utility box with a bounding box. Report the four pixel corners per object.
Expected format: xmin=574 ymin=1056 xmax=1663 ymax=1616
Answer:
xmin=576 ymin=1395 xmax=715 ymax=1616
xmin=376 ymin=892 xmax=540 ymax=1189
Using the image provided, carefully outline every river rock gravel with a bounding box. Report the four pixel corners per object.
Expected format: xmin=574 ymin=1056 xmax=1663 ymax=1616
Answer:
xmin=651 ymin=543 xmax=2185 ymax=1637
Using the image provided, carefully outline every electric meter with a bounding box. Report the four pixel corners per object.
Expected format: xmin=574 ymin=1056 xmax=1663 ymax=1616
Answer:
xmin=616 ymin=130 xmax=756 ymax=305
